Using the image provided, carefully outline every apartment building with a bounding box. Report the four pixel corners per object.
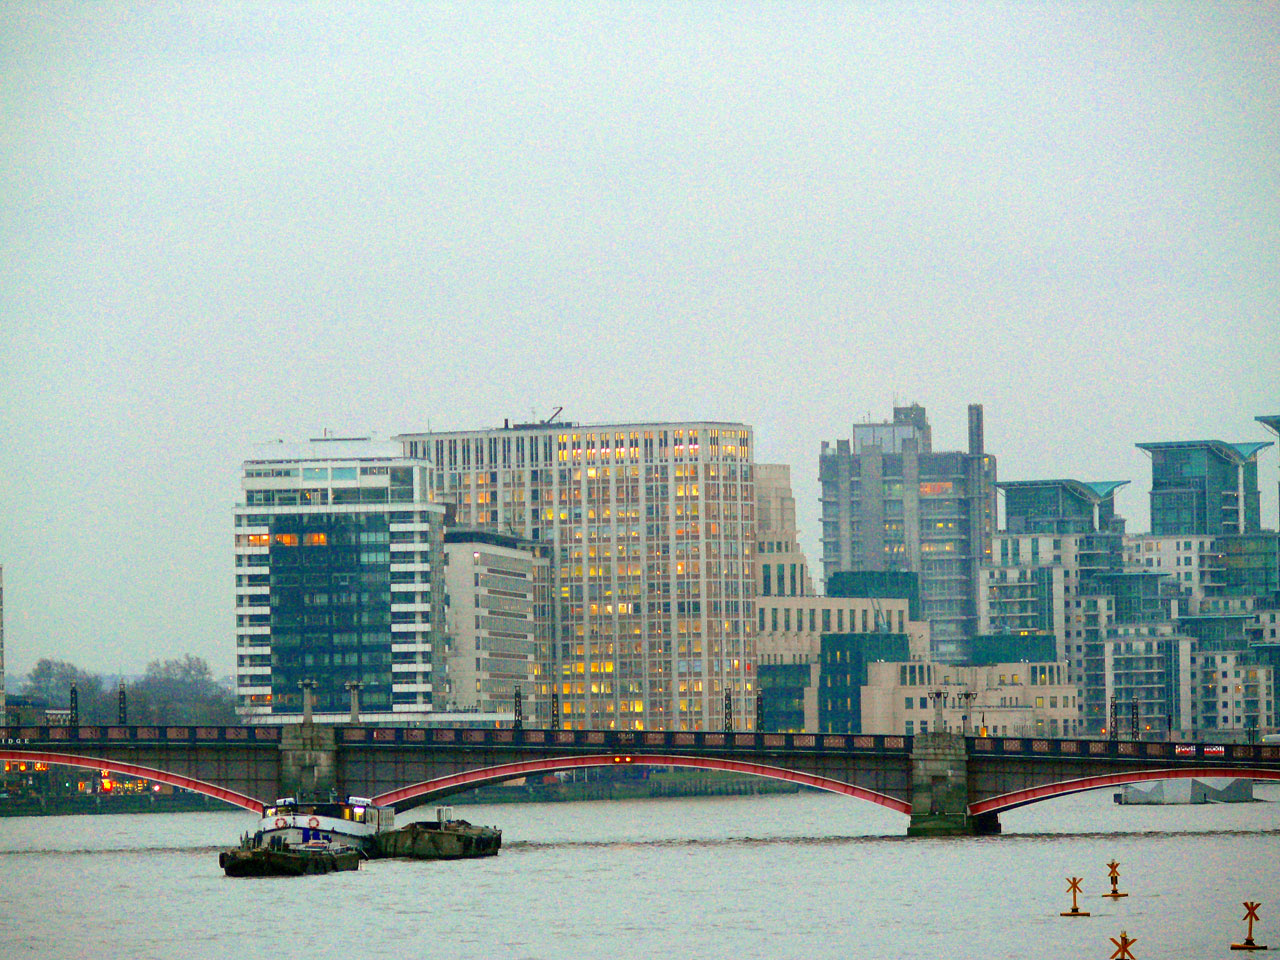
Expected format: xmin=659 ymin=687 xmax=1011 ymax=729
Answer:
xmin=441 ymin=529 xmax=551 ymax=722
xmin=397 ymin=420 xmax=757 ymax=731
xmin=234 ymin=438 xmax=445 ymax=723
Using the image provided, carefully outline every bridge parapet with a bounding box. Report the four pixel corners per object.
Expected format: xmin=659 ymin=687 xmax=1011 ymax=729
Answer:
xmin=1 ymin=725 xmax=281 ymax=746
xmin=330 ymin=726 xmax=913 ymax=756
xmin=968 ymin=736 xmax=1280 ymax=767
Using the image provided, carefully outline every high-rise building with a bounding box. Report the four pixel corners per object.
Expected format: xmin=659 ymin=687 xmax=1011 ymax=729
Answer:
xmin=233 ymin=438 xmax=446 ymax=724
xmin=1136 ymin=440 xmax=1271 ymax=536
xmin=396 ymin=420 xmax=757 ymax=731
xmin=441 ymin=529 xmax=552 ymax=723
xmin=820 ymin=403 xmax=996 ymax=659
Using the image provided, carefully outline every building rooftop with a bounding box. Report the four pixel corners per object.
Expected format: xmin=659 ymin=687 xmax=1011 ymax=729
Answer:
xmin=243 ymin=437 xmax=409 ymax=463
xmin=997 ymin=479 xmax=1129 ymax=502
xmin=1256 ymin=415 xmax=1280 ymax=436
xmin=396 ymin=419 xmax=751 ymax=438
xmin=1135 ymin=440 xmax=1273 ymax=464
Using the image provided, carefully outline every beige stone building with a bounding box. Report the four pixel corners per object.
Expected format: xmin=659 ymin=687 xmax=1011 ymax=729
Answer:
xmin=440 ymin=529 xmax=551 ymax=722
xmin=860 ymin=659 xmax=1081 ymax=738
xmin=398 ymin=420 xmax=757 ymax=731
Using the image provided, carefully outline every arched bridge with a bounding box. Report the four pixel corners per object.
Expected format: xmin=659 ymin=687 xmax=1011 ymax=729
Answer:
xmin=4 ymin=723 xmax=1278 ymax=836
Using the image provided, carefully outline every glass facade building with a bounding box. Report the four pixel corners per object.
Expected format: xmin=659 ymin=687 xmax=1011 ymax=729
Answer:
xmin=234 ymin=439 xmax=445 ymax=724
xmin=1136 ymin=440 xmax=1270 ymax=536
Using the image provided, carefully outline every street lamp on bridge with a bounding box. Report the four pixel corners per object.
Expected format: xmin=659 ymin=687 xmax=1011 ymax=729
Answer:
xmin=298 ymin=679 xmax=317 ymax=725
xmin=928 ymin=687 xmax=947 ymax=733
xmin=344 ymin=680 xmax=363 ymax=725
xmin=958 ymin=690 xmax=977 ymax=735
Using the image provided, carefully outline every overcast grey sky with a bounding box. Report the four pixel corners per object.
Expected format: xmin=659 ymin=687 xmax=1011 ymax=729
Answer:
xmin=2 ymin=3 xmax=1276 ymax=679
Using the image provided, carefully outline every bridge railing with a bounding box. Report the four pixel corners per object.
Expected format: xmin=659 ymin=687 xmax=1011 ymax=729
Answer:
xmin=967 ymin=736 xmax=1280 ymax=764
xmin=1 ymin=725 xmax=282 ymax=745
xmin=333 ymin=727 xmax=915 ymax=756
xmin=0 ymin=725 xmax=912 ymax=755
xmin=6 ymin=726 xmax=1277 ymax=765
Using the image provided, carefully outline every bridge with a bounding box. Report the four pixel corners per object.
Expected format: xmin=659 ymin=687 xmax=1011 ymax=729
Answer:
xmin=4 ymin=722 xmax=1279 ymax=836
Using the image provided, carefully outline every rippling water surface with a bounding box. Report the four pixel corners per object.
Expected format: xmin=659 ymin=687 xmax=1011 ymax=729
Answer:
xmin=2 ymin=785 xmax=1277 ymax=960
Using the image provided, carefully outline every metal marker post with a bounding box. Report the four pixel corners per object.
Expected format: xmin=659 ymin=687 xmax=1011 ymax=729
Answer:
xmin=1231 ymin=901 xmax=1268 ymax=951
xmin=1060 ymin=877 xmax=1090 ymax=917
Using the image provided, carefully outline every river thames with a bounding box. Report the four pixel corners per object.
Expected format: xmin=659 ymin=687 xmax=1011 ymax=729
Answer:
xmin=2 ymin=785 xmax=1277 ymax=960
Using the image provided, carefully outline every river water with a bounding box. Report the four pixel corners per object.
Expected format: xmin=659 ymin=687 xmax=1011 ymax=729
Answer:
xmin=2 ymin=785 xmax=1277 ymax=960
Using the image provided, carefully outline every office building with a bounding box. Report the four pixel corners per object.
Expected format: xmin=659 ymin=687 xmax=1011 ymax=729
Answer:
xmin=441 ymin=529 xmax=551 ymax=723
xmin=820 ymin=403 xmax=996 ymax=660
xmin=234 ymin=438 xmax=446 ymax=724
xmin=1136 ymin=440 xmax=1271 ymax=536
xmin=397 ymin=419 xmax=757 ymax=731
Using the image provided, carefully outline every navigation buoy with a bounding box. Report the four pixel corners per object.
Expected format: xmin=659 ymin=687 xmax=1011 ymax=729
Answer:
xmin=1232 ymin=901 xmax=1268 ymax=951
xmin=1061 ymin=877 xmax=1091 ymax=917
xmin=1102 ymin=860 xmax=1128 ymax=899
xmin=1109 ymin=930 xmax=1137 ymax=959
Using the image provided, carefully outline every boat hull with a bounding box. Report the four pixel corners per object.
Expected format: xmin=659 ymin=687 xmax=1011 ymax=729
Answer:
xmin=220 ymin=846 xmax=362 ymax=877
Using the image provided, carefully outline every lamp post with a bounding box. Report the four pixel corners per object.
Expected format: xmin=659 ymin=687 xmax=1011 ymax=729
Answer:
xmin=513 ymin=684 xmax=523 ymax=731
xmin=344 ymin=680 xmax=363 ymax=725
xmin=928 ymin=687 xmax=947 ymax=733
xmin=298 ymin=679 xmax=317 ymax=725
xmin=959 ymin=690 xmax=977 ymax=735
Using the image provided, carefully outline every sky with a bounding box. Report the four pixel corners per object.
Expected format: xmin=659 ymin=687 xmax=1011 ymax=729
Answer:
xmin=1 ymin=3 xmax=1277 ymax=680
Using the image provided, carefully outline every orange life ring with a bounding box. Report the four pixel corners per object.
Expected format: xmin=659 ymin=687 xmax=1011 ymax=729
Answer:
xmin=274 ymin=817 xmax=287 ymax=829
xmin=307 ymin=816 xmax=320 ymax=829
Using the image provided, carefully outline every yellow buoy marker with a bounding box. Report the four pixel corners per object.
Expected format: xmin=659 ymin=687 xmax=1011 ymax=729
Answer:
xmin=1062 ymin=877 xmax=1091 ymax=917
xmin=1109 ymin=930 xmax=1137 ymax=959
xmin=1231 ymin=901 xmax=1268 ymax=951
xmin=1102 ymin=860 xmax=1128 ymax=899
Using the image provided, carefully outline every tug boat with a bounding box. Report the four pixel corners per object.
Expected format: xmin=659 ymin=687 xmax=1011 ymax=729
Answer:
xmin=253 ymin=795 xmax=396 ymax=854
xmin=374 ymin=806 xmax=502 ymax=860
xmin=220 ymin=795 xmax=394 ymax=877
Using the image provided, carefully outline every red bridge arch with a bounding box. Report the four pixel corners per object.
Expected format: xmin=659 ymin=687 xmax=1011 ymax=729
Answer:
xmin=371 ymin=752 xmax=913 ymax=814
xmin=0 ymin=749 xmax=265 ymax=813
xmin=969 ymin=766 xmax=1280 ymax=817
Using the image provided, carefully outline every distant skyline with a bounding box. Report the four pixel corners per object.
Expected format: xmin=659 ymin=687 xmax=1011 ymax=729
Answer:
xmin=2 ymin=4 xmax=1276 ymax=677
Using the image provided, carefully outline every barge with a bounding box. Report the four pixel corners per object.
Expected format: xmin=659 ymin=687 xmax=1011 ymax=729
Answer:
xmin=375 ymin=806 xmax=502 ymax=860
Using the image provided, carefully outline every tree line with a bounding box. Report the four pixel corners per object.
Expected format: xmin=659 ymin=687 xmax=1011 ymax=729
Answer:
xmin=19 ymin=655 xmax=238 ymax=725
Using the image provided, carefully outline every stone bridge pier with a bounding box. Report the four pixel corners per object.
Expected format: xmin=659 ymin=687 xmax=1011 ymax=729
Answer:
xmin=279 ymin=724 xmax=336 ymax=801
xmin=908 ymin=732 xmax=998 ymax=837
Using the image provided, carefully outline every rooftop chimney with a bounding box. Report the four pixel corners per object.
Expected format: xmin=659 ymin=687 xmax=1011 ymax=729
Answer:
xmin=968 ymin=404 xmax=984 ymax=456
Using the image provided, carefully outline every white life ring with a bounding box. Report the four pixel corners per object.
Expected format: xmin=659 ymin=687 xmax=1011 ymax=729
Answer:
xmin=274 ymin=817 xmax=287 ymax=829
xmin=307 ymin=816 xmax=320 ymax=829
